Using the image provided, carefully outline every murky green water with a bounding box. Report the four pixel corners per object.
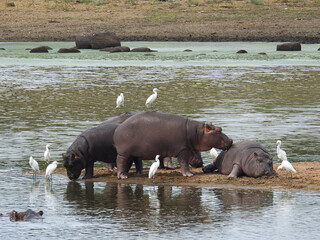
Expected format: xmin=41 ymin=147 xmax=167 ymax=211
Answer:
xmin=0 ymin=42 xmax=319 ymax=239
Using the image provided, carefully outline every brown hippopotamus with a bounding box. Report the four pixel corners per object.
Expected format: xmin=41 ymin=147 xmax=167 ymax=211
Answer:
xmin=9 ymin=209 xmax=43 ymax=221
xmin=202 ymin=140 xmax=274 ymax=178
xmin=102 ymin=112 xmax=204 ymax=169
xmin=63 ymin=123 xmax=142 ymax=180
xmin=113 ymin=111 xmax=233 ymax=179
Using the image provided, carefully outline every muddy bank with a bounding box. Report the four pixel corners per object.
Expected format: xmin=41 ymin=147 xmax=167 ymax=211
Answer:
xmin=48 ymin=162 xmax=320 ymax=192
xmin=1 ymin=0 xmax=319 ymax=43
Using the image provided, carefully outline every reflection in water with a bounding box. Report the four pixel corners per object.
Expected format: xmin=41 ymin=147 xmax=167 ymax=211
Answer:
xmin=65 ymin=182 xmax=275 ymax=232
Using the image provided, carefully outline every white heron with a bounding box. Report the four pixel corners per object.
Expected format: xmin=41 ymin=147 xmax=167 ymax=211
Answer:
xmin=29 ymin=156 xmax=40 ymax=179
xmin=209 ymin=148 xmax=218 ymax=160
xmin=149 ymin=155 xmax=160 ymax=183
xmin=276 ymin=140 xmax=287 ymax=162
xmin=145 ymin=88 xmax=158 ymax=109
xmin=44 ymin=144 xmax=51 ymax=164
xmin=45 ymin=161 xmax=58 ymax=181
xmin=116 ymin=93 xmax=124 ymax=108
xmin=277 ymin=159 xmax=296 ymax=178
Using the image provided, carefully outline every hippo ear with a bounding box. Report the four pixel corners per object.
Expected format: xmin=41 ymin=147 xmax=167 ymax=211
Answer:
xmin=253 ymin=152 xmax=262 ymax=162
xmin=204 ymin=123 xmax=215 ymax=134
xmin=71 ymin=153 xmax=80 ymax=160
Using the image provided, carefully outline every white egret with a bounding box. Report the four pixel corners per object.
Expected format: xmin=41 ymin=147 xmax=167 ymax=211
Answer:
xmin=149 ymin=155 xmax=160 ymax=183
xmin=277 ymin=159 xmax=296 ymax=178
xmin=276 ymin=140 xmax=287 ymax=162
xmin=29 ymin=156 xmax=40 ymax=179
xmin=45 ymin=161 xmax=58 ymax=181
xmin=44 ymin=144 xmax=51 ymax=164
xmin=145 ymin=88 xmax=158 ymax=109
xmin=116 ymin=93 xmax=124 ymax=108
xmin=209 ymin=148 xmax=218 ymax=160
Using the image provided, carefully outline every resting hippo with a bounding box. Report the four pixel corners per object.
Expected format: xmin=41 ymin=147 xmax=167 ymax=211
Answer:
xmin=63 ymin=123 xmax=142 ymax=180
xmin=9 ymin=209 xmax=43 ymax=221
xmin=202 ymin=140 xmax=274 ymax=178
xmin=102 ymin=112 xmax=204 ymax=169
xmin=113 ymin=111 xmax=233 ymax=179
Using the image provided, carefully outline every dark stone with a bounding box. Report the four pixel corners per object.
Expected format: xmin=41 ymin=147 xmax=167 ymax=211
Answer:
xmin=318 ymin=48 xmax=320 ymax=51
xmin=131 ymin=47 xmax=157 ymax=52
xmin=237 ymin=49 xmax=248 ymax=54
xmin=277 ymin=42 xmax=301 ymax=51
xmin=75 ymin=34 xmax=92 ymax=49
xmin=258 ymin=52 xmax=267 ymax=55
xmin=30 ymin=46 xmax=52 ymax=53
xmin=6 ymin=2 xmax=15 ymax=7
xmin=0 ymin=48 xmax=5 ymax=50
xmin=90 ymin=32 xmax=121 ymax=49
xmin=58 ymin=48 xmax=81 ymax=53
xmin=100 ymin=46 xmax=130 ymax=53
xmin=184 ymin=49 xmax=192 ymax=52
xmin=144 ymin=53 xmax=156 ymax=56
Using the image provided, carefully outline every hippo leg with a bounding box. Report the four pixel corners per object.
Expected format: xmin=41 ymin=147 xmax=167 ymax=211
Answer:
xmin=202 ymin=164 xmax=217 ymax=173
xmin=116 ymin=155 xmax=131 ymax=179
xmin=82 ymin=161 xmax=94 ymax=179
xmin=105 ymin=163 xmax=115 ymax=171
xmin=163 ymin=157 xmax=175 ymax=169
xmin=227 ymin=164 xmax=243 ymax=178
xmin=177 ymin=151 xmax=194 ymax=177
xmin=133 ymin=158 xmax=143 ymax=174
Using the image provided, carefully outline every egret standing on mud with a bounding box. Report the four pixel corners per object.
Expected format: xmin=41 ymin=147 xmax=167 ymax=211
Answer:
xmin=276 ymin=140 xmax=287 ymax=162
xmin=145 ymin=88 xmax=158 ymax=109
xmin=116 ymin=93 xmax=124 ymax=108
xmin=44 ymin=144 xmax=51 ymax=165
xmin=29 ymin=156 xmax=40 ymax=179
xmin=149 ymin=155 xmax=160 ymax=183
xmin=45 ymin=161 xmax=58 ymax=181
xmin=277 ymin=159 xmax=297 ymax=178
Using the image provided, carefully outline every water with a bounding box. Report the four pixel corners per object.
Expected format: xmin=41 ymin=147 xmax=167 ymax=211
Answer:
xmin=0 ymin=42 xmax=319 ymax=239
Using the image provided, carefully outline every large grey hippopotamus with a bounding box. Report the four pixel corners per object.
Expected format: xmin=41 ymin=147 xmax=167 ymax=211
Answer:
xmin=202 ymin=140 xmax=274 ymax=178
xmin=102 ymin=112 xmax=204 ymax=169
xmin=63 ymin=123 xmax=142 ymax=180
xmin=113 ymin=111 xmax=233 ymax=179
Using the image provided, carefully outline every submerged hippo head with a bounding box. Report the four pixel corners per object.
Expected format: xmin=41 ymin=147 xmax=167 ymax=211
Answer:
xmin=63 ymin=152 xmax=84 ymax=180
xmin=243 ymin=151 xmax=274 ymax=178
xmin=197 ymin=123 xmax=233 ymax=151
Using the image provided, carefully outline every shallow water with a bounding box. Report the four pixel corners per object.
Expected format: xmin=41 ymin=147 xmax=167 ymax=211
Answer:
xmin=0 ymin=42 xmax=319 ymax=239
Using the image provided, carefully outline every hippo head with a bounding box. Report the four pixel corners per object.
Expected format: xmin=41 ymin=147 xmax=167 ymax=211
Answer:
xmin=197 ymin=123 xmax=233 ymax=151
xmin=9 ymin=210 xmax=18 ymax=221
xmin=62 ymin=152 xmax=85 ymax=180
xmin=244 ymin=151 xmax=274 ymax=178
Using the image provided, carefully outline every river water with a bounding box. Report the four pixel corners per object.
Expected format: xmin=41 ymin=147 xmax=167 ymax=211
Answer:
xmin=0 ymin=42 xmax=319 ymax=239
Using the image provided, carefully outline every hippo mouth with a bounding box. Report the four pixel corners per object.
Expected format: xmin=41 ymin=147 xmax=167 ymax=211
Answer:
xmin=225 ymin=139 xmax=233 ymax=150
xmin=67 ymin=171 xmax=81 ymax=181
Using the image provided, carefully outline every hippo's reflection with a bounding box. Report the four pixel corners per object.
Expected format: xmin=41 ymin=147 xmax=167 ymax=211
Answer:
xmin=214 ymin=188 xmax=274 ymax=211
xmin=65 ymin=182 xmax=274 ymax=228
xmin=65 ymin=182 xmax=209 ymax=228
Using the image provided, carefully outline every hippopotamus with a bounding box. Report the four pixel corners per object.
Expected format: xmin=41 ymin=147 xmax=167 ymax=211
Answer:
xmin=9 ymin=209 xmax=43 ymax=221
xmin=113 ymin=111 xmax=233 ymax=179
xmin=202 ymin=140 xmax=274 ymax=178
xmin=63 ymin=123 xmax=142 ymax=180
xmin=102 ymin=112 xmax=204 ymax=169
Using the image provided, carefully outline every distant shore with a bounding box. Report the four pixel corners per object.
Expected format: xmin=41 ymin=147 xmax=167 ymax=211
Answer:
xmin=1 ymin=0 xmax=319 ymax=43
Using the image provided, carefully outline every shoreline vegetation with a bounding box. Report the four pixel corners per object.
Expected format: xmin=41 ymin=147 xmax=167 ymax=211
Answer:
xmin=1 ymin=0 xmax=319 ymax=43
